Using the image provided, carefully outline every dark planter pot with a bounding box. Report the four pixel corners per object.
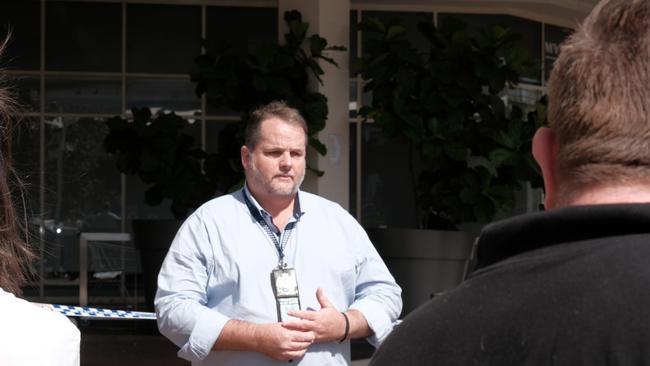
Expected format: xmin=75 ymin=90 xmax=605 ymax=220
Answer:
xmin=132 ymin=219 xmax=182 ymax=311
xmin=366 ymin=227 xmax=476 ymax=316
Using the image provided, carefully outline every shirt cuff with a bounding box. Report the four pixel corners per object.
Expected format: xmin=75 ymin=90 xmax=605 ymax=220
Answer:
xmin=349 ymin=298 xmax=397 ymax=347
xmin=178 ymin=307 xmax=230 ymax=362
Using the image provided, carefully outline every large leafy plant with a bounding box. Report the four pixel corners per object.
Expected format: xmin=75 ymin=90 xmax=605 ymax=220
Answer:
xmin=105 ymin=10 xmax=343 ymax=219
xmin=192 ymin=10 xmax=344 ymax=176
xmin=355 ymin=16 xmax=544 ymax=230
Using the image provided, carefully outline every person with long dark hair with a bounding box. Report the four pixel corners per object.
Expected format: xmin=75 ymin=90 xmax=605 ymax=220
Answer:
xmin=0 ymin=35 xmax=80 ymax=366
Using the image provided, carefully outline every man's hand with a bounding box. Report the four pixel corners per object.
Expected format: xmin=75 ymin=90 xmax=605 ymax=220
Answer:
xmin=286 ymin=288 xmax=347 ymax=343
xmin=214 ymin=319 xmax=315 ymax=362
xmin=253 ymin=323 xmax=315 ymax=361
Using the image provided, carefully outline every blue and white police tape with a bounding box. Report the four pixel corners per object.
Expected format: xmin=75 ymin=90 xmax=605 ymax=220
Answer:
xmin=42 ymin=304 xmax=156 ymax=320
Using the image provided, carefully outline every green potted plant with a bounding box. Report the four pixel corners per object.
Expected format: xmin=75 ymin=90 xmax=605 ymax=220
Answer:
xmin=104 ymin=10 xmax=343 ymax=310
xmin=354 ymin=15 xmax=545 ymax=313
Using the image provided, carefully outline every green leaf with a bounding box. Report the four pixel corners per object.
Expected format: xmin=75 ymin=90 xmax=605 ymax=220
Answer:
xmin=443 ymin=143 xmax=467 ymax=161
xmin=489 ymin=148 xmax=514 ymax=166
xmin=386 ymin=25 xmax=407 ymax=41
xmin=308 ymin=136 xmax=327 ymax=156
xmin=494 ymin=130 xmax=516 ymax=149
xmin=309 ymin=35 xmax=327 ymax=55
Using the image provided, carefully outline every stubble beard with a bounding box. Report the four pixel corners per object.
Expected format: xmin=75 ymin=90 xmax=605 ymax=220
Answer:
xmin=247 ymin=160 xmax=305 ymax=197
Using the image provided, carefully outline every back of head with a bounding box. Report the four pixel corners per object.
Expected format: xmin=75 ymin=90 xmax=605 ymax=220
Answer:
xmin=547 ymin=0 xmax=650 ymax=197
xmin=0 ymin=35 xmax=34 ymax=295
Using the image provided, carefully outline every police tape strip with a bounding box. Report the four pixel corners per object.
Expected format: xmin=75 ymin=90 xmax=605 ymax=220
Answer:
xmin=41 ymin=304 xmax=157 ymax=320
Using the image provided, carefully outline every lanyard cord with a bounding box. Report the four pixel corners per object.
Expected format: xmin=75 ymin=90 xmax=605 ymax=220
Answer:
xmin=243 ymin=191 xmax=299 ymax=267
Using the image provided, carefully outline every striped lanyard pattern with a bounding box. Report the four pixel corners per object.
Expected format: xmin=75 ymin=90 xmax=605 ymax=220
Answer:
xmin=242 ymin=190 xmax=300 ymax=267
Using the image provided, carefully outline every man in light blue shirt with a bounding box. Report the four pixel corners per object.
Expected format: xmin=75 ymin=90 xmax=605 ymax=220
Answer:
xmin=155 ymin=101 xmax=402 ymax=365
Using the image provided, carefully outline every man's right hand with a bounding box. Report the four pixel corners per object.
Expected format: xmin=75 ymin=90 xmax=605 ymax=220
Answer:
xmin=254 ymin=322 xmax=315 ymax=361
xmin=214 ymin=319 xmax=315 ymax=361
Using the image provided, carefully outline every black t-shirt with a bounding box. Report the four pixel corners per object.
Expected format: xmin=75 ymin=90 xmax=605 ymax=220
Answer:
xmin=371 ymin=204 xmax=650 ymax=366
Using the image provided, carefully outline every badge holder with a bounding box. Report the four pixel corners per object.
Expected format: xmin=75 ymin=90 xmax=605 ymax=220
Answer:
xmin=271 ymin=267 xmax=301 ymax=322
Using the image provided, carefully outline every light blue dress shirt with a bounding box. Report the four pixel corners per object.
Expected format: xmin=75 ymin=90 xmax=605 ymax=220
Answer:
xmin=155 ymin=186 xmax=402 ymax=365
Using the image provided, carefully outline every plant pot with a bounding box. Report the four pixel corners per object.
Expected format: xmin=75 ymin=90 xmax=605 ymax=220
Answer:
xmin=366 ymin=227 xmax=476 ymax=316
xmin=131 ymin=219 xmax=182 ymax=311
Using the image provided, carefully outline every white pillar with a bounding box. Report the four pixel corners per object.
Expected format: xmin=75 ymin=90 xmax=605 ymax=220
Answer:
xmin=278 ymin=0 xmax=351 ymax=209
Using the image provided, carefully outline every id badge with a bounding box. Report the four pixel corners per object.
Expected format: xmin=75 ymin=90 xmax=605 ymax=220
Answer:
xmin=271 ymin=267 xmax=301 ymax=322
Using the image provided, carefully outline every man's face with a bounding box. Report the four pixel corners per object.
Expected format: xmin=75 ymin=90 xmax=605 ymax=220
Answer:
xmin=242 ymin=117 xmax=306 ymax=198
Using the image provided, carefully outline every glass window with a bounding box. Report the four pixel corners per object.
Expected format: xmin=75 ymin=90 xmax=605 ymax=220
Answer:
xmin=544 ymin=24 xmax=573 ymax=82
xmin=45 ymin=77 xmax=121 ymax=114
xmin=205 ymin=120 xmax=233 ymax=154
xmin=15 ymin=75 xmax=40 ymax=111
xmin=349 ymin=122 xmax=357 ymax=215
xmin=125 ymin=117 xmax=201 ymax=220
xmin=362 ymin=11 xmax=434 ymax=56
xmin=126 ymin=78 xmax=200 ymax=114
xmin=361 ymin=123 xmax=418 ymax=229
xmin=350 ymin=10 xmax=358 ymax=77
xmin=125 ymin=176 xmax=175 ymax=221
xmin=46 ymin=1 xmax=121 ymax=72
xmin=127 ymin=4 xmax=201 ymax=74
xmin=0 ymin=0 xmax=41 ymax=70
xmin=438 ymin=13 xmax=542 ymax=85
xmin=12 ymin=117 xmax=40 ymax=221
xmin=349 ymin=79 xmax=358 ymax=118
xmin=43 ymin=117 xmax=121 ymax=233
xmin=206 ymin=6 xmax=278 ymax=57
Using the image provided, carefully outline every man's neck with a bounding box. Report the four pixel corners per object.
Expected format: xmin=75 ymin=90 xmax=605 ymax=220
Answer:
xmin=561 ymin=184 xmax=650 ymax=208
xmin=247 ymin=187 xmax=296 ymax=230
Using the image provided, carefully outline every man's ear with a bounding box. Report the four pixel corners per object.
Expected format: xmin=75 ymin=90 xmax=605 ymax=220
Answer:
xmin=532 ymin=127 xmax=558 ymax=209
xmin=241 ymin=145 xmax=250 ymax=170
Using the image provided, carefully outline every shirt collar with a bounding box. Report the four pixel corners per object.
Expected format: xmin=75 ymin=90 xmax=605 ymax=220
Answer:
xmin=474 ymin=203 xmax=650 ymax=271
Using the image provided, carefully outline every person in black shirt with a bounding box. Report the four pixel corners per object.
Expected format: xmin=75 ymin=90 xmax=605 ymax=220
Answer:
xmin=370 ymin=1 xmax=650 ymax=365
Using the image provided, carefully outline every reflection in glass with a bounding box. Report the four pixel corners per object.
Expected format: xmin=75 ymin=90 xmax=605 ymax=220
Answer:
xmin=362 ymin=11 xmax=434 ymax=56
xmin=349 ymin=122 xmax=357 ymax=216
xmin=46 ymin=1 xmax=121 ymax=72
xmin=125 ymin=118 xmax=201 ymax=220
xmin=12 ymin=117 xmax=40 ymax=223
xmin=349 ymin=79 xmax=358 ymax=118
xmin=45 ymin=77 xmax=121 ymax=114
xmin=361 ymin=123 xmax=418 ymax=229
xmin=44 ymin=117 xmax=121 ymax=233
xmin=503 ymin=86 xmax=544 ymax=114
xmin=14 ymin=75 xmax=40 ymax=111
xmin=205 ymin=120 xmax=230 ymax=154
xmin=438 ymin=13 xmax=542 ymax=85
xmin=126 ymin=176 xmax=174 ymax=221
xmin=544 ymin=24 xmax=573 ymax=82
xmin=127 ymin=4 xmax=201 ymax=74
xmin=127 ymin=78 xmax=200 ymax=114
xmin=0 ymin=1 xmax=41 ymax=70
xmin=206 ymin=6 xmax=277 ymax=58
xmin=350 ymin=10 xmax=358 ymax=77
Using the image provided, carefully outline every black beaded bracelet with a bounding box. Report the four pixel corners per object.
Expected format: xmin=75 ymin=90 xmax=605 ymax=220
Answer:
xmin=339 ymin=312 xmax=350 ymax=343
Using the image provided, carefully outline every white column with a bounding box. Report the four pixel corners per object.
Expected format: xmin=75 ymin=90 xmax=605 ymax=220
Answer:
xmin=278 ymin=0 xmax=351 ymax=209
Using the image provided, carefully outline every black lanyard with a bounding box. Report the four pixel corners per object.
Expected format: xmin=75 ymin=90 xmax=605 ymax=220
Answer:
xmin=243 ymin=190 xmax=299 ymax=267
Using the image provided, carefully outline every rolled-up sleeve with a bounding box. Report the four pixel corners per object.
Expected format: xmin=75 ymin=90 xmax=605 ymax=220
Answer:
xmin=155 ymin=214 xmax=228 ymax=363
xmin=348 ymin=225 xmax=403 ymax=347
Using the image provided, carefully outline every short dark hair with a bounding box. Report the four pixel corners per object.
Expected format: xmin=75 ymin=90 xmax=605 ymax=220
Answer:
xmin=548 ymin=0 xmax=650 ymax=195
xmin=245 ymin=101 xmax=308 ymax=148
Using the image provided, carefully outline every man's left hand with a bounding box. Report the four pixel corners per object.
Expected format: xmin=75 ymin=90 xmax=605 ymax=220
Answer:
xmin=285 ymin=288 xmax=347 ymax=343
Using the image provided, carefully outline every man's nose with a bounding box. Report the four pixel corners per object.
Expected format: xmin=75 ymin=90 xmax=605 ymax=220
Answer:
xmin=279 ymin=152 xmax=292 ymax=168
